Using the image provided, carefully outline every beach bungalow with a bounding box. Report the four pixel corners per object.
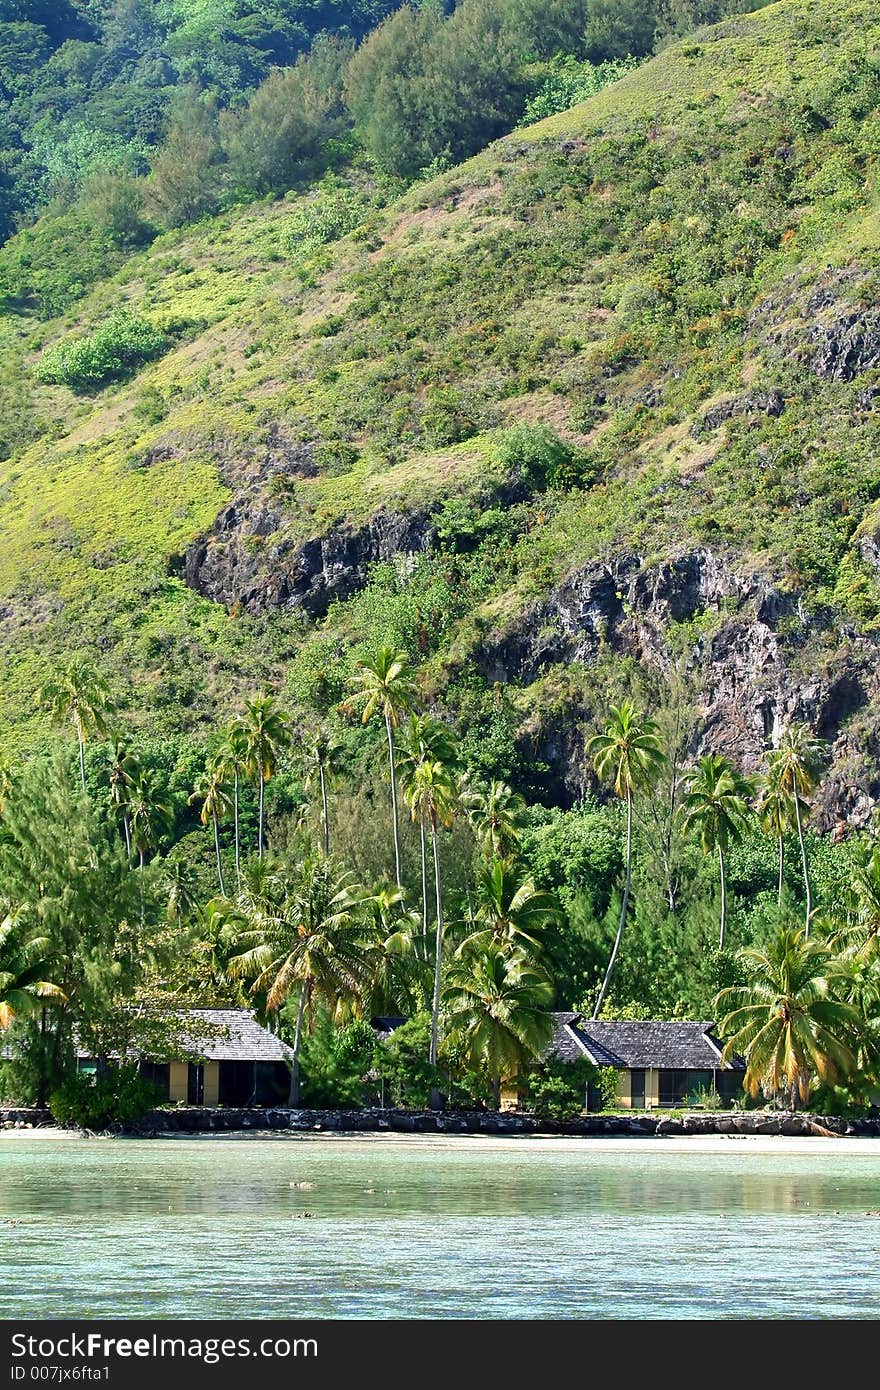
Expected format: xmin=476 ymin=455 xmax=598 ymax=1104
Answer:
xmin=547 ymin=1013 xmax=745 ymax=1110
xmin=79 ymin=1008 xmax=293 ymax=1107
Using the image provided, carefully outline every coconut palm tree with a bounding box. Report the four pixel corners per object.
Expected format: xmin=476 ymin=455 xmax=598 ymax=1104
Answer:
xmin=680 ymin=754 xmax=754 ymax=951
xmin=107 ymin=733 xmax=140 ymax=859
xmin=303 ymin=729 xmax=347 ymax=856
xmin=457 ymin=858 xmax=559 ymax=963
xmin=37 ymin=656 xmax=113 ymax=792
xmin=587 ymin=702 xmax=666 ymax=1019
xmin=403 ymin=757 xmax=457 ymax=1067
xmin=360 ymin=881 xmax=421 ymax=1016
xmin=755 ymin=762 xmax=798 ymax=909
xmin=240 ymin=692 xmax=290 ymax=860
xmin=0 ymin=911 xmax=66 ymax=1031
xmin=127 ymin=765 xmax=173 ymax=869
xmin=0 ymin=756 xmax=15 ymax=817
xmin=768 ymin=724 xmax=824 ymax=934
xmin=190 ymin=762 xmax=232 ymax=894
xmin=163 ymin=860 xmax=202 ymax=934
xmin=399 ymin=715 xmax=459 ymax=955
xmin=224 ymin=855 xmax=368 ymax=1106
xmin=215 ymin=720 xmax=249 ymax=885
xmin=346 ymin=649 xmax=415 ymax=888
xmin=459 ymin=776 xmax=526 ymax=861
xmin=443 ymin=943 xmax=554 ymax=1109
xmin=834 ymin=845 xmax=880 ymax=964
xmin=715 ymin=924 xmax=859 ymax=1109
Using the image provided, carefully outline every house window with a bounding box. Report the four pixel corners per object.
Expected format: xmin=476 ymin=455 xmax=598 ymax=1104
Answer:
xmin=139 ymin=1062 xmax=170 ymax=1099
xmin=658 ymin=1070 xmax=714 ymax=1106
xmin=630 ymin=1069 xmax=646 ymax=1108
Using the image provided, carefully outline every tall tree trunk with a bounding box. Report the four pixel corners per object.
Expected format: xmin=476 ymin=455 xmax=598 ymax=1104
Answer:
xmin=213 ymin=810 xmax=226 ymax=896
xmin=592 ymin=789 xmax=633 ymax=1020
xmin=777 ymin=834 xmax=784 ymax=909
xmin=793 ymin=792 xmax=812 ymax=934
xmin=492 ymin=1076 xmax=501 ymax=1112
xmin=718 ymin=841 xmax=727 ymax=951
xmin=122 ymin=809 xmax=132 ymax=860
xmin=233 ymin=769 xmax=240 ymax=886
xmin=138 ymin=847 xmax=144 ymax=870
xmin=258 ymin=775 xmax=265 ymax=861
xmin=287 ymin=986 xmax=307 ymax=1107
xmin=429 ymin=821 xmax=444 ymax=1069
xmin=319 ymin=763 xmax=329 ymax=857
xmin=419 ymin=820 xmax=428 ymax=963
xmin=77 ymin=726 xmax=86 ymax=792
xmin=386 ymin=710 xmax=401 ymax=887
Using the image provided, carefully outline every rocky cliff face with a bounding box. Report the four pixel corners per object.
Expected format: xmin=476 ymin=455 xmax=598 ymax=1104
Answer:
xmin=476 ymin=547 xmax=880 ymax=830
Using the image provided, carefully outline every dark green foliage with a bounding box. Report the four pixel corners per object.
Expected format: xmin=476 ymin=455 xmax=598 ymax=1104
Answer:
xmin=372 ymin=1013 xmax=440 ymax=1108
xmin=48 ymin=1066 xmax=161 ymax=1130
xmin=524 ymin=1057 xmax=617 ymax=1119
xmin=296 ymin=1010 xmax=377 ymax=1107
xmin=36 ymin=310 xmax=168 ymax=391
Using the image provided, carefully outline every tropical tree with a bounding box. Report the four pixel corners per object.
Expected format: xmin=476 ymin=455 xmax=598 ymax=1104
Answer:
xmin=240 ymin=692 xmax=290 ymax=860
xmin=163 ymin=860 xmax=202 ymax=935
xmin=215 ymin=719 xmax=249 ymax=885
xmin=0 ymin=756 xmax=15 ymax=817
xmin=755 ymin=762 xmax=797 ymax=909
xmin=107 ymin=734 xmax=140 ymax=859
xmin=834 ymin=845 xmax=880 ymax=964
xmin=399 ymin=714 xmax=459 ymax=955
xmin=403 ymin=757 xmax=457 ymax=1068
xmin=0 ymin=912 xmax=66 ymax=1031
xmin=346 ymin=648 xmax=415 ymax=887
xmin=37 ymin=657 xmax=113 ymax=792
xmin=190 ymin=762 xmax=232 ymax=894
xmin=223 ymin=855 xmax=368 ymax=1106
xmin=360 ymin=881 xmax=421 ymax=1016
xmin=303 ymin=729 xmax=347 ymax=856
xmin=459 ymin=776 xmax=526 ymax=861
xmin=457 ymin=858 xmax=559 ymax=962
xmin=767 ymin=724 xmax=824 ymax=934
xmin=680 ymin=754 xmax=754 ymax=951
xmin=443 ymin=943 xmax=554 ymax=1109
xmin=715 ymin=924 xmax=860 ymax=1109
xmin=127 ymin=766 xmax=173 ymax=869
xmin=587 ymin=702 xmax=666 ymax=1019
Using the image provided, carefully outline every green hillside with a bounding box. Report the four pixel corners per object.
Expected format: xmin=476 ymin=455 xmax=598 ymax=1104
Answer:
xmin=2 ymin=0 xmax=880 ymax=819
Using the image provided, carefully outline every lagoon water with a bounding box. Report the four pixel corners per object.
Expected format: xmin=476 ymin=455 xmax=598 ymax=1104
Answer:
xmin=3 ymin=1133 xmax=880 ymax=1319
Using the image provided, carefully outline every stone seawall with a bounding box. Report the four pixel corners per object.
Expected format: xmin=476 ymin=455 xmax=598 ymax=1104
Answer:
xmin=2 ymin=1106 xmax=879 ymax=1137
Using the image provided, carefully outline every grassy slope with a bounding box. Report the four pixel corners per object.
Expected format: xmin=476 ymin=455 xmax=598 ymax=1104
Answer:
xmin=2 ymin=0 xmax=880 ymax=751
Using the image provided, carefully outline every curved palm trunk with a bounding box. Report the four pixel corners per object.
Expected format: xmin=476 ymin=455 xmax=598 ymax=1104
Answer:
xmin=419 ymin=821 xmax=429 ymax=963
xmin=122 ymin=809 xmax=132 ymax=860
xmin=319 ymin=763 xmax=329 ymax=857
xmin=258 ymin=774 xmax=265 ymax=861
xmin=792 ymin=792 xmax=812 ymax=934
xmin=287 ymin=986 xmax=307 ymax=1108
xmin=429 ymin=820 xmax=444 ymax=1069
xmin=233 ymin=769 xmax=241 ymax=886
xmin=76 ymin=725 xmax=86 ymax=792
xmin=212 ymin=810 xmax=226 ymax=896
xmin=385 ymin=710 xmax=402 ymax=887
xmin=777 ymin=835 xmax=784 ymax=909
xmin=592 ymin=790 xmax=633 ymax=1020
xmin=718 ymin=841 xmax=727 ymax=951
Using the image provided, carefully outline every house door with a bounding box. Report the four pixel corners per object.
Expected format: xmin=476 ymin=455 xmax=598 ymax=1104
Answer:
xmin=630 ymin=1068 xmax=646 ymax=1109
xmin=187 ymin=1063 xmax=204 ymax=1106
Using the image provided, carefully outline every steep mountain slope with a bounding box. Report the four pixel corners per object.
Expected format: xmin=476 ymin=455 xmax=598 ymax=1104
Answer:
xmin=2 ymin=0 xmax=880 ymax=824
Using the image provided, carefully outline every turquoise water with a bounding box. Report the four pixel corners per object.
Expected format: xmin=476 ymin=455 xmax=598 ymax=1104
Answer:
xmin=3 ymin=1134 xmax=880 ymax=1319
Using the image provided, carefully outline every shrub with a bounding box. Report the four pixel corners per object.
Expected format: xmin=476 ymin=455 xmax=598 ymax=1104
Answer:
xmin=36 ymin=311 xmax=169 ymax=392
xmin=524 ymin=1058 xmax=617 ymax=1119
xmin=49 ymin=1066 xmax=161 ymax=1130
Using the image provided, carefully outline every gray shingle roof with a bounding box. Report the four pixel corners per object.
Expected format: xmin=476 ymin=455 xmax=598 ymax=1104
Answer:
xmin=157 ymin=1009 xmax=293 ymax=1063
xmin=546 ymin=1014 xmax=744 ymax=1070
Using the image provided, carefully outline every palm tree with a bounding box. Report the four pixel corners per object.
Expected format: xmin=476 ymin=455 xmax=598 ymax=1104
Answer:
xmin=834 ymin=845 xmax=880 ymax=964
xmin=107 ymin=733 xmax=140 ymax=859
xmin=127 ymin=765 xmax=173 ymax=869
xmin=399 ymin=715 xmax=459 ymax=956
xmin=224 ymin=855 xmax=368 ymax=1106
xmin=190 ymin=761 xmax=232 ymax=894
xmin=0 ymin=912 xmax=66 ymax=1031
xmin=346 ymin=648 xmax=415 ymax=887
xmin=403 ymin=757 xmax=457 ymax=1068
xmin=37 ymin=656 xmax=112 ymax=792
xmin=459 ymin=776 xmax=526 ymax=861
xmin=458 ymin=858 xmax=559 ymax=962
xmin=360 ymin=881 xmax=421 ymax=1016
xmin=443 ymin=944 xmax=554 ymax=1109
xmin=240 ymin=692 xmax=290 ymax=860
xmin=0 ymin=756 xmax=15 ymax=817
xmin=587 ymin=702 xmax=666 ymax=1019
xmin=755 ymin=762 xmax=797 ymax=909
xmin=768 ymin=724 xmax=824 ymax=934
xmin=303 ymin=729 xmax=347 ymax=856
xmin=163 ymin=860 xmax=201 ymax=934
xmin=215 ymin=720 xmax=249 ymax=885
xmin=680 ymin=754 xmax=754 ymax=951
xmin=715 ymin=924 xmax=859 ymax=1109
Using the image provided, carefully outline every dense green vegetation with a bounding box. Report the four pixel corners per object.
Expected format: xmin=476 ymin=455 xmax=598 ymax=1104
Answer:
xmin=2 ymin=0 xmax=880 ymax=1118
